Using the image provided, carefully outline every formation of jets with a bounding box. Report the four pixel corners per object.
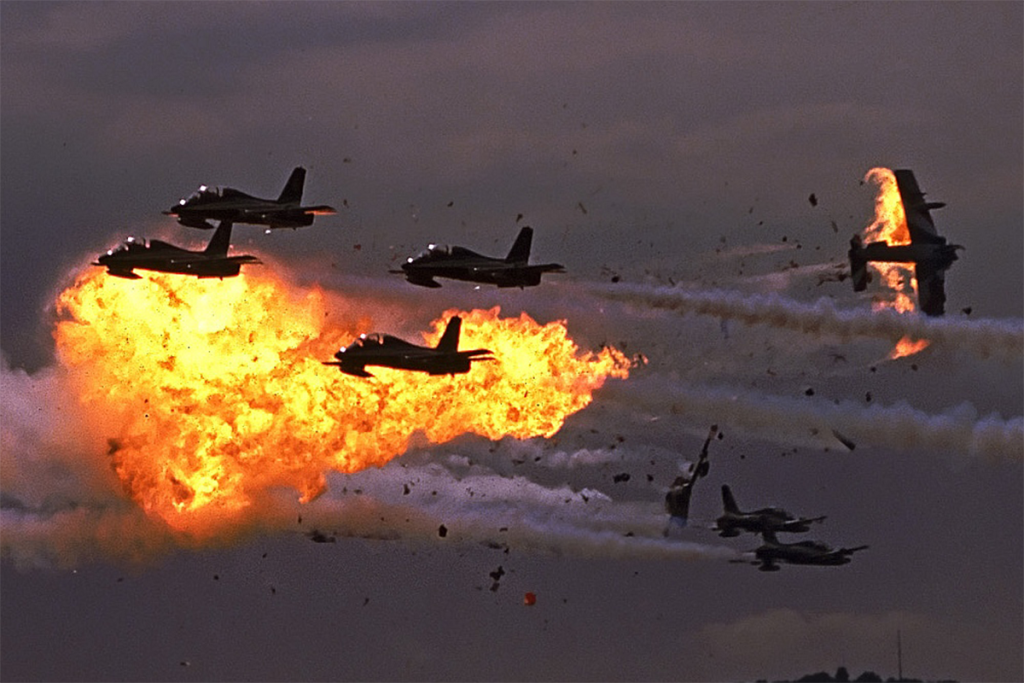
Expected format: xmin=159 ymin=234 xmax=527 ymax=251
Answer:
xmin=94 ymin=166 xmax=571 ymax=379
xmin=322 ymin=316 xmax=493 ymax=378
xmin=848 ymin=169 xmax=962 ymax=316
xmin=661 ymin=434 xmax=866 ymax=571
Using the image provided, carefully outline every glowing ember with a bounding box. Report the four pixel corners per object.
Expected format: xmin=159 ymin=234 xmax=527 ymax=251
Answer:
xmin=54 ymin=268 xmax=629 ymax=536
xmin=863 ymin=167 xmax=931 ymax=357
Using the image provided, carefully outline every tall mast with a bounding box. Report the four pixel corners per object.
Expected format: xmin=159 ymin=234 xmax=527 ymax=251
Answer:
xmin=897 ymin=628 xmax=903 ymax=681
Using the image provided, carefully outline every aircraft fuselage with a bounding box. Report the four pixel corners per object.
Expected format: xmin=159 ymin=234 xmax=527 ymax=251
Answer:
xmin=400 ymin=259 xmax=562 ymax=289
xmin=168 ymin=199 xmax=317 ymax=230
xmin=332 ymin=352 xmax=476 ymax=377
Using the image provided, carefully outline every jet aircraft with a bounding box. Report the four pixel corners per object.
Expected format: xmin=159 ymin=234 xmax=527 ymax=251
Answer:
xmin=323 ymin=316 xmax=494 ymax=378
xmin=848 ymin=168 xmax=963 ymax=316
xmin=744 ymin=530 xmax=868 ymax=572
xmin=714 ymin=484 xmax=826 ymax=537
xmin=663 ymin=424 xmax=717 ymax=531
xmin=94 ymin=221 xmax=260 ymax=279
xmin=394 ymin=227 xmax=564 ymax=288
xmin=164 ymin=167 xmax=336 ymax=230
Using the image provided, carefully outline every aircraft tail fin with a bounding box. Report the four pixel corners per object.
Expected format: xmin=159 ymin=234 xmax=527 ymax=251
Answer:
xmin=848 ymin=235 xmax=870 ymax=291
xmin=204 ymin=221 xmax=233 ymax=256
xmin=436 ymin=316 xmax=462 ymax=353
xmin=721 ymin=484 xmax=740 ymax=514
xmin=505 ymin=227 xmax=533 ymax=264
xmin=278 ymin=167 xmax=306 ymax=203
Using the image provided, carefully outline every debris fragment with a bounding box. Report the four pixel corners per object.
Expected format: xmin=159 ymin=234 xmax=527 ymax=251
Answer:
xmin=305 ymin=530 xmax=336 ymax=543
xmin=831 ymin=429 xmax=857 ymax=451
xmin=523 ymin=592 xmax=537 ymax=606
xmin=438 ymin=524 xmax=448 ymax=538
xmin=612 ymin=472 xmax=631 ymax=483
xmin=808 ymin=193 xmax=818 ymax=207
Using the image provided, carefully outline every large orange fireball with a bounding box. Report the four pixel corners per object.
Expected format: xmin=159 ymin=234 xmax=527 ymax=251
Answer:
xmin=862 ymin=167 xmax=931 ymax=359
xmin=54 ymin=268 xmax=629 ymax=536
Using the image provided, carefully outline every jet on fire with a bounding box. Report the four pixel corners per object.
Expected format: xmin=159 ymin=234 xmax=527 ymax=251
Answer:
xmin=849 ymin=168 xmax=963 ymax=316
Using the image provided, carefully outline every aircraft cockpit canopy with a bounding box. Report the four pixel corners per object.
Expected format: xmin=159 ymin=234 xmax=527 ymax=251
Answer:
xmin=106 ymin=236 xmax=147 ymax=255
xmin=409 ymin=244 xmax=450 ymax=262
xmin=180 ymin=185 xmax=222 ymax=205
xmin=344 ymin=333 xmax=386 ymax=351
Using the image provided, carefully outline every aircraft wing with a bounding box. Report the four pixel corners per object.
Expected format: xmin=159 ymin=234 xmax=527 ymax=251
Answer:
xmin=237 ymin=204 xmax=336 ymax=218
xmin=894 ymin=169 xmax=944 ymax=244
xmin=914 ymin=261 xmax=947 ymax=316
xmin=297 ymin=204 xmax=337 ymax=215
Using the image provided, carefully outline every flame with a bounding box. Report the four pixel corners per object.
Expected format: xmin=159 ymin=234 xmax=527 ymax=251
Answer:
xmin=53 ymin=268 xmax=629 ymax=537
xmin=862 ymin=167 xmax=931 ymax=357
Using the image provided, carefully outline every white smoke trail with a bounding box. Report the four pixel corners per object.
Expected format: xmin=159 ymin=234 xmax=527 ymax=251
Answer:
xmin=298 ymin=463 xmax=740 ymax=561
xmin=588 ymin=282 xmax=1024 ymax=360
xmin=608 ymin=377 xmax=1024 ymax=464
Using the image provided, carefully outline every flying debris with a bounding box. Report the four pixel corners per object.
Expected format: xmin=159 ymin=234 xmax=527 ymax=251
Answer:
xmin=523 ymin=591 xmax=537 ymax=606
xmin=94 ymin=221 xmax=260 ymax=279
xmin=714 ymin=485 xmax=826 ymax=538
xmin=664 ymin=425 xmax=717 ymax=530
xmin=392 ymin=227 xmax=565 ymax=288
xmin=164 ymin=167 xmax=336 ymax=230
xmin=849 ymin=169 xmax=963 ymax=316
xmin=745 ymin=530 xmax=868 ymax=571
xmin=323 ymin=316 xmax=494 ymax=378
xmin=305 ymin=529 xmax=336 ymax=543
xmin=830 ymin=428 xmax=857 ymax=451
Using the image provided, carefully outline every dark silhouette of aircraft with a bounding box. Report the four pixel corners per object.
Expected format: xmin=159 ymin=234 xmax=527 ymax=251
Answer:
xmin=744 ymin=530 xmax=868 ymax=571
xmin=164 ymin=167 xmax=336 ymax=230
xmin=714 ymin=484 xmax=826 ymax=537
xmin=323 ymin=316 xmax=494 ymax=378
xmin=849 ymin=168 xmax=963 ymax=316
xmin=663 ymin=424 xmax=717 ymax=531
xmin=94 ymin=221 xmax=259 ymax=279
xmin=393 ymin=227 xmax=564 ymax=288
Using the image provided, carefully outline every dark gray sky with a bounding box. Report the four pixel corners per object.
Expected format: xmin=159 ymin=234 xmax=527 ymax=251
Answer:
xmin=2 ymin=3 xmax=1022 ymax=681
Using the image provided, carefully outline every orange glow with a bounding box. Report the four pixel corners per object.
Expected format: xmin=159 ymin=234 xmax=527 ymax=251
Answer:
xmin=888 ymin=336 xmax=931 ymax=360
xmin=863 ymin=167 xmax=931 ymax=357
xmin=53 ymin=268 xmax=629 ymax=537
xmin=863 ymin=167 xmax=914 ymax=313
